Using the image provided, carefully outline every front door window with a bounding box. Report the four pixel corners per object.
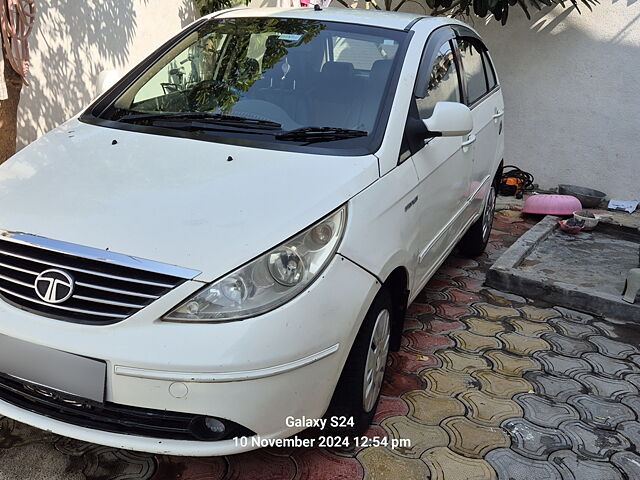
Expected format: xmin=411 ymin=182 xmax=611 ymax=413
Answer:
xmin=416 ymin=41 xmax=461 ymax=119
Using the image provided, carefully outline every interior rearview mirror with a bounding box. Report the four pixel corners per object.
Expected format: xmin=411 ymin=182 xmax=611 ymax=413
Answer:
xmin=423 ymin=102 xmax=473 ymax=137
xmin=95 ymin=70 xmax=120 ymax=97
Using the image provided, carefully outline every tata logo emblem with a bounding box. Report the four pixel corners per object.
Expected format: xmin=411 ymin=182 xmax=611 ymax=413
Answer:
xmin=34 ymin=269 xmax=75 ymax=304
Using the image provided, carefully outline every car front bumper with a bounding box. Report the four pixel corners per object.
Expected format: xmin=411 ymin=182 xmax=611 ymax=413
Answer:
xmin=0 ymin=254 xmax=379 ymax=456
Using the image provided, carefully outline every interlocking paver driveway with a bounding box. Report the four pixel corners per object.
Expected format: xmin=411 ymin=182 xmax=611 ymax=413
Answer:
xmin=1 ymin=211 xmax=639 ymax=480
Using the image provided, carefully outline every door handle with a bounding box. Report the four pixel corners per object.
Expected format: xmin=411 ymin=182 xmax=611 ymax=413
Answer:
xmin=461 ymin=134 xmax=476 ymax=147
xmin=493 ymin=109 xmax=504 ymax=119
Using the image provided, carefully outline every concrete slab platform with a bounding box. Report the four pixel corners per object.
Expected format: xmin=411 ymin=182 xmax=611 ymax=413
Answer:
xmin=486 ymin=216 xmax=640 ymax=321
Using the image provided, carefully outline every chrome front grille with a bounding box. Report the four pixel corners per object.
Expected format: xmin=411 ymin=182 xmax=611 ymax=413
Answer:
xmin=0 ymin=232 xmax=200 ymax=324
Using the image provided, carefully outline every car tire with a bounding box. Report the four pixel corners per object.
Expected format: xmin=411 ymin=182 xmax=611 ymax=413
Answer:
xmin=458 ymin=181 xmax=497 ymax=257
xmin=325 ymin=288 xmax=393 ymax=437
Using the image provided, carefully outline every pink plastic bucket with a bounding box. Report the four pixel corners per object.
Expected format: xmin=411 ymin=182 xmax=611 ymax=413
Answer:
xmin=522 ymin=195 xmax=582 ymax=216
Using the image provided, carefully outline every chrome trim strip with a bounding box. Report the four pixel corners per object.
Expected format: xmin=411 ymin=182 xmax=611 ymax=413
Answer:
xmin=0 ymin=261 xmax=38 ymax=276
xmin=0 ymin=286 xmax=128 ymax=318
xmin=428 ymin=211 xmax=480 ymax=277
xmin=114 ymin=344 xmax=341 ymax=383
xmin=470 ymin=174 xmax=492 ymax=202
xmin=0 ymin=273 xmax=33 ymax=289
xmin=0 ymin=261 xmax=161 ymax=299
xmin=74 ymin=281 xmax=160 ymax=299
xmin=0 ymin=248 xmax=176 ymax=289
xmin=412 ymin=210 xmax=481 ymax=303
xmin=72 ymin=295 xmax=145 ymax=309
xmin=0 ymin=231 xmax=201 ymax=280
xmin=418 ymin=174 xmax=492 ymax=263
xmin=418 ymin=201 xmax=468 ymax=263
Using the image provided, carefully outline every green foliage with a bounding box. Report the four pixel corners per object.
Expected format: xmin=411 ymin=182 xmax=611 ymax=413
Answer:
xmin=194 ymin=0 xmax=249 ymax=16
xmin=430 ymin=0 xmax=598 ymax=25
xmin=188 ymin=18 xmax=325 ymax=113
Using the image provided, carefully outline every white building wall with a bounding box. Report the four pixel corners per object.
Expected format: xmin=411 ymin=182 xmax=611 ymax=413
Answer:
xmin=20 ymin=1 xmax=640 ymax=199
xmin=17 ymin=0 xmax=197 ymax=149
xmin=472 ymin=3 xmax=640 ymax=200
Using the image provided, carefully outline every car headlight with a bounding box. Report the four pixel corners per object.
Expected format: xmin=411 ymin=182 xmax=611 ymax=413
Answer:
xmin=163 ymin=206 xmax=347 ymax=322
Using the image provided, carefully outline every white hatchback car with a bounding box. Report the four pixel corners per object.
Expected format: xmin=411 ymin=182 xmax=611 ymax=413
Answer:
xmin=0 ymin=8 xmax=504 ymax=455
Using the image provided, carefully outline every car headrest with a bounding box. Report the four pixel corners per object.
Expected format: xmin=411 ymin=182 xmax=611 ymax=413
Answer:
xmin=370 ymin=59 xmax=393 ymax=83
xmin=321 ymin=61 xmax=354 ymax=78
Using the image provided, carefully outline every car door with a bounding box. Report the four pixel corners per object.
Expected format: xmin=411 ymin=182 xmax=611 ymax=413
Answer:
xmin=410 ymin=31 xmax=473 ymax=290
xmin=455 ymin=36 xmax=504 ymax=215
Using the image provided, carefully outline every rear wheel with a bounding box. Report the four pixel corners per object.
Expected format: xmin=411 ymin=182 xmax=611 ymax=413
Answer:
xmin=459 ymin=183 xmax=497 ymax=257
xmin=325 ymin=288 xmax=392 ymax=437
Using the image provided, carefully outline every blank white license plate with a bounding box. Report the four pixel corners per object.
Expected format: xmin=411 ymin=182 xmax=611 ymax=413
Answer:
xmin=0 ymin=334 xmax=106 ymax=402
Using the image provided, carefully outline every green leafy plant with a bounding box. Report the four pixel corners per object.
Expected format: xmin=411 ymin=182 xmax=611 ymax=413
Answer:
xmin=330 ymin=0 xmax=597 ymax=25
xmin=427 ymin=0 xmax=597 ymax=25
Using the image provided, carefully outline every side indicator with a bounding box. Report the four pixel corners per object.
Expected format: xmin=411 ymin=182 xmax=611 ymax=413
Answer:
xmin=405 ymin=196 xmax=418 ymax=212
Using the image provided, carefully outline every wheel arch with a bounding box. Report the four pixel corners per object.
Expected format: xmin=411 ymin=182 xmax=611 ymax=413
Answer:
xmin=381 ymin=266 xmax=410 ymax=352
xmin=495 ymin=159 xmax=504 ymax=187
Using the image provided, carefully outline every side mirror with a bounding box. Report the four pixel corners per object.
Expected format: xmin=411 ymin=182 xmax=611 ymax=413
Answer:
xmin=95 ymin=69 xmax=120 ymax=97
xmin=423 ymin=102 xmax=473 ymax=137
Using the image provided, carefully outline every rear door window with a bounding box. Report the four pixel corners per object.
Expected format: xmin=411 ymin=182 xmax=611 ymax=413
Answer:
xmin=458 ymin=38 xmax=488 ymax=105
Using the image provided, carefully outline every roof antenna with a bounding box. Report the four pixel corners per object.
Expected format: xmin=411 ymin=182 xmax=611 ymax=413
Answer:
xmin=314 ymin=4 xmax=322 ymax=10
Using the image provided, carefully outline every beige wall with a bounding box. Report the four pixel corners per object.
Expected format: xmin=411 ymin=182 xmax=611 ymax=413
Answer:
xmin=20 ymin=1 xmax=640 ymax=199
xmin=472 ymin=3 xmax=640 ymax=200
xmin=17 ymin=0 xmax=197 ymax=149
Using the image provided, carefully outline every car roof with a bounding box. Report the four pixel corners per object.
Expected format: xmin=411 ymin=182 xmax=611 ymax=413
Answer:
xmin=213 ymin=7 xmax=456 ymax=32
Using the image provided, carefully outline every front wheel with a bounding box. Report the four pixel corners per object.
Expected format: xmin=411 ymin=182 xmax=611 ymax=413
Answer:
xmin=458 ymin=183 xmax=497 ymax=257
xmin=325 ymin=288 xmax=392 ymax=437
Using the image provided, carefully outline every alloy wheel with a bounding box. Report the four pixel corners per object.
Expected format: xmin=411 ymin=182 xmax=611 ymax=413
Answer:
xmin=482 ymin=186 xmax=497 ymax=242
xmin=362 ymin=309 xmax=391 ymax=412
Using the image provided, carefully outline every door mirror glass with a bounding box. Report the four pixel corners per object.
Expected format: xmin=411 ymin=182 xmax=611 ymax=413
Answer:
xmin=95 ymin=70 xmax=120 ymax=97
xmin=423 ymin=101 xmax=473 ymax=137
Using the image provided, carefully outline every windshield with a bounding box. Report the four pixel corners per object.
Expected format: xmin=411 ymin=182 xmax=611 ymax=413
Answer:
xmin=88 ymin=18 xmax=408 ymax=153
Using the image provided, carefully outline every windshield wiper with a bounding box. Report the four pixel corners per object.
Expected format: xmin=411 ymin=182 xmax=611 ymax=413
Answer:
xmin=275 ymin=127 xmax=368 ymax=143
xmin=118 ymin=112 xmax=282 ymax=130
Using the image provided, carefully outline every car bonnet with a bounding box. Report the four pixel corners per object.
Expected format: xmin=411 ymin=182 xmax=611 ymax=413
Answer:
xmin=0 ymin=120 xmax=379 ymax=282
